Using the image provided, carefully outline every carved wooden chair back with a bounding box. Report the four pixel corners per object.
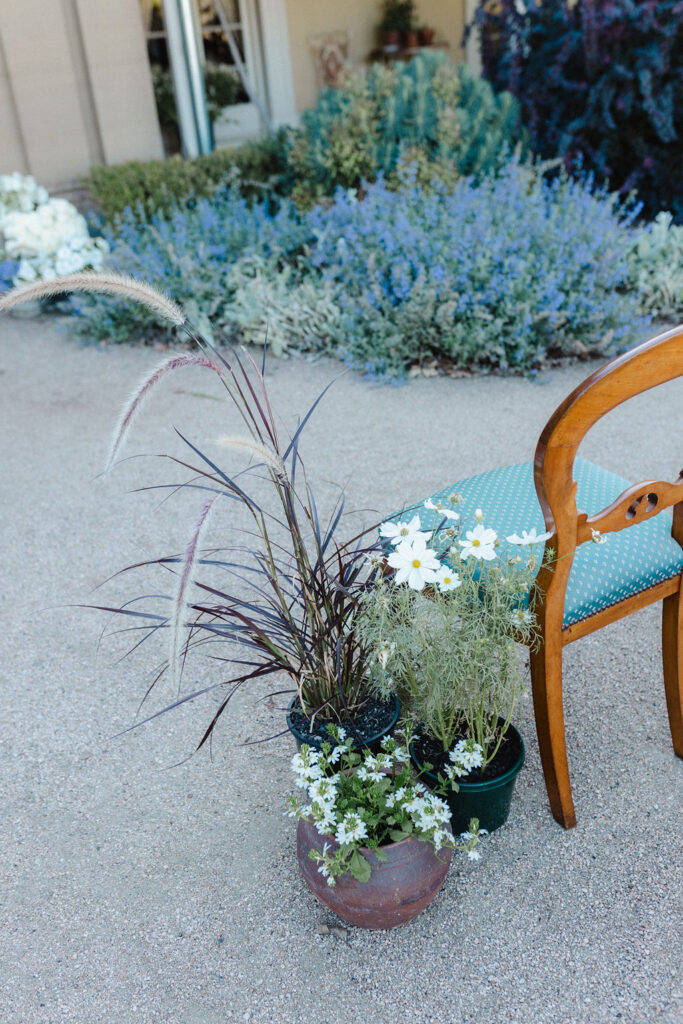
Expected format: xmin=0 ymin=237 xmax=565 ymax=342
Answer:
xmin=530 ymin=324 xmax=683 ymax=828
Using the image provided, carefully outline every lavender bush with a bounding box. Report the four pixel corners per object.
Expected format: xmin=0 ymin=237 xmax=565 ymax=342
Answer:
xmin=308 ymin=162 xmax=648 ymax=377
xmin=66 ymin=161 xmax=653 ymax=376
xmin=66 ymin=188 xmax=307 ymax=344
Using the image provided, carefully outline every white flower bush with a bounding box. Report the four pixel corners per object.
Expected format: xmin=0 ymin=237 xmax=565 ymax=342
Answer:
xmin=0 ymin=173 xmax=108 ymax=288
xmin=290 ymin=729 xmax=483 ymax=885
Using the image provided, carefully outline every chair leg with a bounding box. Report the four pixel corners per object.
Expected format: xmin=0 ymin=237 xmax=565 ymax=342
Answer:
xmin=662 ymin=588 xmax=683 ymax=757
xmin=529 ymin=636 xmax=577 ymax=829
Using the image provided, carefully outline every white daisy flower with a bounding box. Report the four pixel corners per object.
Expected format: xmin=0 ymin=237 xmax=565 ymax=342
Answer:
xmin=459 ymin=524 xmax=498 ymax=561
xmin=467 ymin=849 xmax=481 ymax=861
xmin=379 ymin=515 xmax=428 ymax=546
xmin=435 ymin=564 xmax=461 ymax=593
xmin=506 ymin=527 xmax=552 ymax=545
xmin=424 ymin=497 xmax=460 ymax=521
xmin=387 ymin=535 xmax=442 ymax=590
xmin=510 ymin=608 xmax=534 ymax=628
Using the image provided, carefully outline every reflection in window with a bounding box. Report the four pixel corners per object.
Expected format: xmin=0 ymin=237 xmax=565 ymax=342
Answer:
xmin=141 ymin=0 xmax=249 ymax=154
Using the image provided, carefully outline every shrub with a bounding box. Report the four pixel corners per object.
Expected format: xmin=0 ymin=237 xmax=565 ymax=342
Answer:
xmin=87 ymin=131 xmax=291 ymax=221
xmin=627 ymin=212 xmax=683 ymax=319
xmin=474 ymin=0 xmax=683 ymax=221
xmin=307 ymin=162 xmax=647 ymax=377
xmin=287 ymin=52 xmax=525 ymax=205
xmin=65 ymin=188 xmax=307 ymax=343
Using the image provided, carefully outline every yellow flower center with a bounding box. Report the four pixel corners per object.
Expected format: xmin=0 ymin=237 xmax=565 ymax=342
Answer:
xmin=412 ymin=559 xmax=421 ymax=568
xmin=400 ymin=527 xmax=409 ymax=535
xmin=444 ymin=576 xmax=451 ymax=583
xmin=472 ymin=539 xmax=480 ymax=546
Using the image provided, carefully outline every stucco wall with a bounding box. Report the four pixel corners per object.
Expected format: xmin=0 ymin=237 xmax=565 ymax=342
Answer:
xmin=0 ymin=0 xmax=162 ymax=188
xmin=284 ymin=0 xmax=467 ymax=113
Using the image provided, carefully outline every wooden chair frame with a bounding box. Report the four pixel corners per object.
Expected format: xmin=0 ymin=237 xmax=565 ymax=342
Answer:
xmin=531 ymin=324 xmax=683 ymax=828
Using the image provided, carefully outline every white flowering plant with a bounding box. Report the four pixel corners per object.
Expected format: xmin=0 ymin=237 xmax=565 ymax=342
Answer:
xmin=289 ymin=728 xmax=483 ymax=885
xmin=0 ymin=173 xmax=108 ymax=289
xmin=357 ymin=500 xmax=551 ymax=767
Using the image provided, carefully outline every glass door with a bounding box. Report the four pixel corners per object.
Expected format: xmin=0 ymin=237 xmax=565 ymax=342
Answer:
xmin=140 ymin=0 xmax=265 ymax=155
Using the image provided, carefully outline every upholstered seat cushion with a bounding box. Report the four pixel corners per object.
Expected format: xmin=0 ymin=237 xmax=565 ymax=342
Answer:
xmin=400 ymin=458 xmax=683 ymax=629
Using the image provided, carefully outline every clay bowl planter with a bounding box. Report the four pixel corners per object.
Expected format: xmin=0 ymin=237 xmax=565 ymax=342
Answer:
xmin=286 ymin=693 xmax=400 ymax=754
xmin=410 ymin=721 xmax=525 ymax=834
xmin=297 ymin=817 xmax=452 ymax=930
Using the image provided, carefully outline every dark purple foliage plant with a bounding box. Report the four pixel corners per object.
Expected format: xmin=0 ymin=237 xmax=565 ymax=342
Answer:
xmin=473 ymin=0 xmax=683 ymax=221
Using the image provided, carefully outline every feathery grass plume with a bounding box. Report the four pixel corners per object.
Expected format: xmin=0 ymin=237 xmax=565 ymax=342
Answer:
xmin=217 ymin=435 xmax=287 ymax=481
xmin=171 ymin=496 xmax=220 ymax=695
xmin=0 ymin=271 xmax=186 ymax=326
xmin=106 ymin=353 xmax=225 ymax=472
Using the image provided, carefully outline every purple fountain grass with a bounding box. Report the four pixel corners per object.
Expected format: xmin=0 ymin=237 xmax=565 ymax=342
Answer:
xmin=171 ymin=496 xmax=220 ymax=695
xmin=106 ymin=352 xmax=225 ymax=472
xmin=0 ymin=271 xmax=186 ymax=326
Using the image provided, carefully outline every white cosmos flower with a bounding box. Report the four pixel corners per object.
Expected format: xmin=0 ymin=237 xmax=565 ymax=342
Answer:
xmin=506 ymin=527 xmax=552 ymax=545
xmin=424 ymin=497 xmax=460 ymax=521
xmin=435 ymin=564 xmax=461 ymax=593
xmin=591 ymin=528 xmax=608 ymax=545
xmin=510 ymin=608 xmax=534 ymax=628
xmin=474 ymin=508 xmax=484 ymax=522
xmin=459 ymin=524 xmax=498 ymax=561
xmin=379 ymin=515 xmax=428 ymax=546
xmin=387 ymin=535 xmax=441 ymax=590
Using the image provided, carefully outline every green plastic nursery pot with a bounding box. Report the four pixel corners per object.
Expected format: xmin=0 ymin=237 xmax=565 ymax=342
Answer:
xmin=286 ymin=694 xmax=400 ymax=755
xmin=410 ymin=724 xmax=525 ymax=835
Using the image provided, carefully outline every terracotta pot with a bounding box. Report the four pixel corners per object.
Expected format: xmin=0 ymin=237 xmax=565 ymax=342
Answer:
xmin=382 ymin=29 xmax=401 ymax=50
xmin=404 ymin=29 xmax=420 ymax=49
xmin=420 ymin=27 xmax=435 ymax=46
xmin=297 ymin=817 xmax=452 ymax=930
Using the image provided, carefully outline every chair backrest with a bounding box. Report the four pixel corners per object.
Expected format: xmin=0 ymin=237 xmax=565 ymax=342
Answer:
xmin=534 ymin=324 xmax=683 ymax=562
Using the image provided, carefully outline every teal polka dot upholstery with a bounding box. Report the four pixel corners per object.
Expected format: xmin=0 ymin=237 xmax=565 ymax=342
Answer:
xmin=396 ymin=458 xmax=683 ymax=629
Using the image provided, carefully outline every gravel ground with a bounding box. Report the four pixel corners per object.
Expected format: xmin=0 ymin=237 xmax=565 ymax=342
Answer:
xmin=1 ymin=317 xmax=682 ymax=1024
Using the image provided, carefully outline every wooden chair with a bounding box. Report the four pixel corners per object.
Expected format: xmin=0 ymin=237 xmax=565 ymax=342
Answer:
xmin=410 ymin=324 xmax=683 ymax=828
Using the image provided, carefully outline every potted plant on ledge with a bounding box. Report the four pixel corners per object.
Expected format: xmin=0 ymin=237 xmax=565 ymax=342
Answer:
xmin=357 ymin=503 xmax=546 ymax=833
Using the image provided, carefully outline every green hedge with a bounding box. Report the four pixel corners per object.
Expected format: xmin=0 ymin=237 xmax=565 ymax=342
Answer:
xmin=87 ymin=131 xmax=291 ymax=221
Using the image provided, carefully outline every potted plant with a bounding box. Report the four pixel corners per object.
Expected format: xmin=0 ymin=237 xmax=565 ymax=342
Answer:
xmin=379 ymin=0 xmax=415 ymax=49
xmin=0 ymin=272 xmax=397 ymax=754
xmin=356 ymin=503 xmax=547 ymax=833
xmin=419 ymin=26 xmax=435 ymax=46
xmin=290 ymin=729 xmax=483 ymax=929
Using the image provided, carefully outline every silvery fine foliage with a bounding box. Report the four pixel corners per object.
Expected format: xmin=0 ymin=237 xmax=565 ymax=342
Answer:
xmin=289 ymin=729 xmax=483 ymax=885
xmin=627 ymin=211 xmax=683 ymax=319
xmin=357 ymin=499 xmax=549 ymax=762
xmin=0 ymin=173 xmax=108 ymax=287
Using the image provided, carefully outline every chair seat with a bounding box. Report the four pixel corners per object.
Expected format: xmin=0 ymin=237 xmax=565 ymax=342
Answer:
xmin=403 ymin=458 xmax=683 ymax=629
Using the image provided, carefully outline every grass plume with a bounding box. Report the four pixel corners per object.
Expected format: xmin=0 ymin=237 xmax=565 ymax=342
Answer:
xmin=217 ymin=435 xmax=287 ymax=480
xmin=0 ymin=272 xmax=186 ymax=326
xmin=171 ymin=497 xmax=219 ymax=694
xmin=106 ymin=353 xmax=225 ymax=472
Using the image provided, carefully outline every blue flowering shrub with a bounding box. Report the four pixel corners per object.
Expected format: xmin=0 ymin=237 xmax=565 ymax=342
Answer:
xmin=66 ymin=188 xmax=308 ymax=344
xmin=66 ymin=161 xmax=652 ymax=377
xmin=308 ymin=163 xmax=648 ymax=377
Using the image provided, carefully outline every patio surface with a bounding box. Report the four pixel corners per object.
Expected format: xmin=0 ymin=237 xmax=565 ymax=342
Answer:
xmin=1 ymin=316 xmax=682 ymax=1024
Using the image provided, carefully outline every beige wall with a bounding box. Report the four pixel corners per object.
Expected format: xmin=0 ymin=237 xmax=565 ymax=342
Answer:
xmin=0 ymin=0 xmax=162 ymax=188
xmin=285 ymin=0 xmax=467 ymax=113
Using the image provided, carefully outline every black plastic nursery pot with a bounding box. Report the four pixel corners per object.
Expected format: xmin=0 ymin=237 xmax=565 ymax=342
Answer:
xmin=410 ymin=723 xmax=525 ymax=835
xmin=286 ymin=693 xmax=400 ymax=754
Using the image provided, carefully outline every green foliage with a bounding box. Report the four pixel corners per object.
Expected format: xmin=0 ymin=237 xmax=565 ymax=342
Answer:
xmin=87 ymin=130 xmax=290 ymax=221
xmin=151 ymin=64 xmax=247 ymax=129
xmin=379 ymin=0 xmax=416 ymax=34
xmin=287 ymin=52 xmax=525 ymax=205
xmin=357 ymin=556 xmax=538 ymax=761
xmin=627 ymin=212 xmax=683 ymax=320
